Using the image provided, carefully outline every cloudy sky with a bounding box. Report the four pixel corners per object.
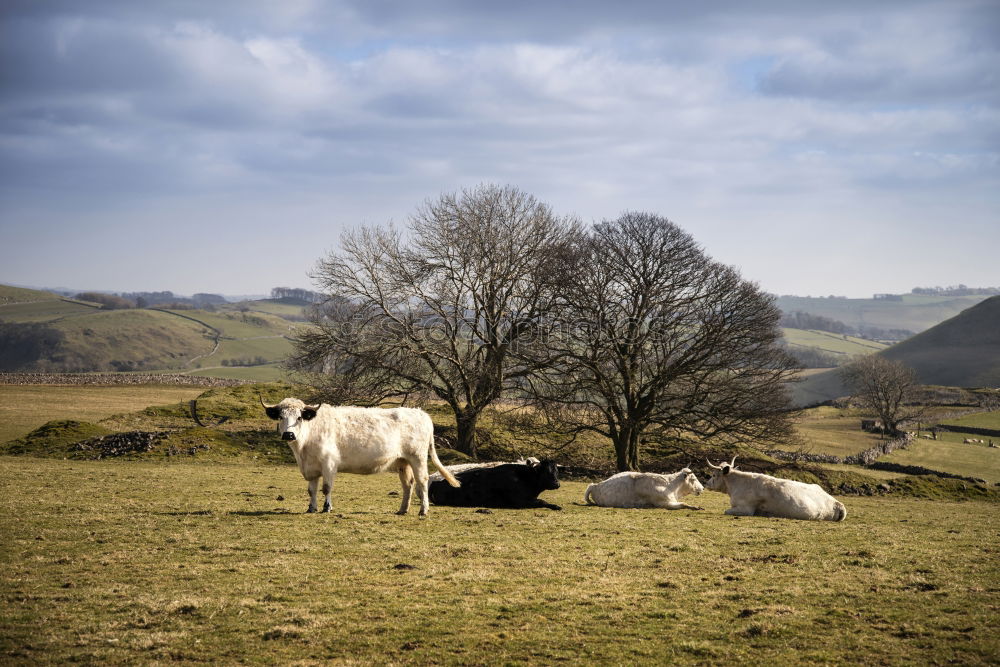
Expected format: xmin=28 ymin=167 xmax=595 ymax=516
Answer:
xmin=1 ymin=0 xmax=998 ymax=298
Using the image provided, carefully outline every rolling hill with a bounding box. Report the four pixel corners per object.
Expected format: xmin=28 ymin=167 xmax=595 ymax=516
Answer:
xmin=775 ymin=293 xmax=991 ymax=335
xmin=790 ymin=296 xmax=1000 ymax=405
xmin=0 ymin=285 xmax=306 ymax=379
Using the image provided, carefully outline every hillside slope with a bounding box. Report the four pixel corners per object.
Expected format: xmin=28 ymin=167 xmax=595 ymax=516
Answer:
xmin=0 ymin=285 xmax=62 ymax=305
xmin=790 ymin=296 xmax=1000 ymax=405
xmin=881 ymin=295 xmax=1000 ymax=387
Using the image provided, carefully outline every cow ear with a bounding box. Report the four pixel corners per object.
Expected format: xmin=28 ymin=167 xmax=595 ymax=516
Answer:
xmin=265 ymin=407 xmax=281 ymax=420
xmin=722 ymin=465 xmax=731 ymax=475
xmin=301 ymin=408 xmax=317 ymax=421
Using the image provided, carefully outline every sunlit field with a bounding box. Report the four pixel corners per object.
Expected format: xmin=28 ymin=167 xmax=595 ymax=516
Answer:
xmin=2 ymin=458 xmax=998 ymax=665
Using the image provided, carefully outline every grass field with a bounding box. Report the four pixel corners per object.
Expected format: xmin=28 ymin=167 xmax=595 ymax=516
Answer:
xmin=1 ymin=457 xmax=997 ymax=665
xmin=882 ymin=435 xmax=1000 ymax=484
xmin=185 ymin=364 xmax=293 ymax=382
xmin=938 ymin=411 xmax=1000 ymax=431
xmin=791 ymin=407 xmax=887 ymax=458
xmin=0 ymin=385 xmax=207 ymax=443
xmin=0 ymin=298 xmax=100 ymax=322
xmin=782 ymin=329 xmax=887 ymax=357
xmin=0 ymin=284 xmax=61 ymax=305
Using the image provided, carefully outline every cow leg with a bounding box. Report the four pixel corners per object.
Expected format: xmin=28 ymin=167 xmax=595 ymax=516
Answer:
xmin=306 ymin=477 xmax=320 ymax=513
xmin=396 ymin=463 xmax=414 ymax=515
xmin=409 ymin=456 xmax=431 ymax=517
xmin=321 ymin=470 xmax=336 ymax=513
xmin=724 ymin=505 xmax=756 ymax=516
xmin=665 ymin=501 xmax=704 ymax=510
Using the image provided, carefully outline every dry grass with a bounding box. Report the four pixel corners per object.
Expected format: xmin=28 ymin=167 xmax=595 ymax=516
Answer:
xmin=2 ymin=457 xmax=998 ymax=665
xmin=0 ymin=384 xmax=206 ymax=443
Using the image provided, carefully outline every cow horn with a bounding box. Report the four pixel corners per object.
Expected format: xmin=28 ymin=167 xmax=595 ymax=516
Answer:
xmin=706 ymin=458 xmax=722 ymax=470
xmin=305 ymin=403 xmax=321 ymax=411
xmin=258 ymin=393 xmax=278 ymax=409
xmin=729 ymin=455 xmax=738 ymax=468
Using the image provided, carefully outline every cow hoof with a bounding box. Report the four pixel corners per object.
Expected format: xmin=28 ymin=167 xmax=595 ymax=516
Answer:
xmin=306 ymin=507 xmax=317 ymax=513
xmin=322 ymin=505 xmax=332 ymax=513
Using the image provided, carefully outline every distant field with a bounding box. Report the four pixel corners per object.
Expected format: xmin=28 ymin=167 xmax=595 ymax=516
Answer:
xmin=791 ymin=406 xmax=887 ymax=458
xmin=193 ymin=337 xmax=296 ymax=369
xmin=185 ymin=364 xmax=292 ymax=382
xmin=0 ymin=298 xmax=99 ymax=323
xmin=224 ymin=299 xmax=308 ymax=319
xmin=775 ymin=294 xmax=989 ymax=334
xmin=882 ymin=436 xmax=1000 ymax=484
xmin=782 ymin=329 xmax=886 ymax=357
xmin=0 ymin=285 xmax=61 ymax=305
xmin=938 ymin=411 xmax=1000 ymax=431
xmin=160 ymin=309 xmax=296 ymax=340
xmin=0 ymin=384 xmax=206 ymax=443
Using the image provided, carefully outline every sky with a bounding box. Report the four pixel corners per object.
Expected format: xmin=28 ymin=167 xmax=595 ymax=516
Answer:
xmin=1 ymin=0 xmax=998 ymax=299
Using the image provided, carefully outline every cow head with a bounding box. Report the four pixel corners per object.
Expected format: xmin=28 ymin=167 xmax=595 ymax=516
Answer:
xmin=704 ymin=456 xmax=738 ymax=492
xmin=535 ymin=460 xmax=561 ymax=490
xmin=260 ymin=396 xmax=320 ymax=441
xmin=678 ymin=468 xmax=704 ymax=497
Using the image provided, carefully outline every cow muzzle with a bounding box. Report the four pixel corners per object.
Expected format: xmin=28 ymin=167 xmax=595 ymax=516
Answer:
xmin=281 ymin=431 xmax=296 ymax=441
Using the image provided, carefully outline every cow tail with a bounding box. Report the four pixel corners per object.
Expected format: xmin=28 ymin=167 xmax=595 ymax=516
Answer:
xmin=834 ymin=501 xmax=847 ymax=522
xmin=429 ymin=436 xmax=461 ymax=488
xmin=584 ymin=484 xmax=596 ymax=505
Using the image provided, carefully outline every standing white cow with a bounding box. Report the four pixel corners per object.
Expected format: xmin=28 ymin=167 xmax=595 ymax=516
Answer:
xmin=704 ymin=456 xmax=847 ymax=522
xmin=262 ymin=397 xmax=459 ymax=516
xmin=584 ymin=469 xmax=705 ymax=509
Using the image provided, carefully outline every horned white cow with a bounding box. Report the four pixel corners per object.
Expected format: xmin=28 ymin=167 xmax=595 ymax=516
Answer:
xmin=262 ymin=397 xmax=459 ymax=516
xmin=584 ymin=468 xmax=705 ymax=509
xmin=704 ymin=456 xmax=847 ymax=522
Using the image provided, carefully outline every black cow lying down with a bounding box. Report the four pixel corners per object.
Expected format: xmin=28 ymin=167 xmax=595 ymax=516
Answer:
xmin=428 ymin=460 xmax=563 ymax=510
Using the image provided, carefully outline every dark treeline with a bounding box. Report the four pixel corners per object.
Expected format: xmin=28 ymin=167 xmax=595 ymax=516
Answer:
xmin=270 ymin=287 xmax=323 ymax=303
xmin=911 ymin=285 xmax=1000 ymax=297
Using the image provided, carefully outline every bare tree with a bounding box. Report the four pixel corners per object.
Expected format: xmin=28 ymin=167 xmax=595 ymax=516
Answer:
xmin=292 ymin=184 xmax=576 ymax=456
xmin=841 ymin=355 xmax=924 ymax=437
xmin=524 ymin=212 xmax=799 ymax=471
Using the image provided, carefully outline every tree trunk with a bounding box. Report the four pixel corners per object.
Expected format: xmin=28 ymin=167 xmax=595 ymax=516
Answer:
xmin=454 ymin=410 xmax=481 ymax=458
xmin=614 ymin=427 xmax=640 ymax=472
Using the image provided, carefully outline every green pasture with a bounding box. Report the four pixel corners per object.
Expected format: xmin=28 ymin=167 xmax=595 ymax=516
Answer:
xmin=224 ymin=299 xmax=308 ymax=319
xmin=161 ymin=309 xmax=296 ymax=339
xmin=938 ymin=411 xmax=1000 ymax=431
xmin=193 ymin=336 xmax=295 ymax=369
xmin=791 ymin=406 xmax=886 ymax=458
xmin=0 ymin=284 xmax=61 ymax=304
xmin=0 ymin=298 xmax=99 ymax=323
xmin=1 ymin=457 xmax=997 ymax=665
xmin=882 ymin=435 xmax=1000 ymax=484
xmin=781 ymin=329 xmax=886 ymax=356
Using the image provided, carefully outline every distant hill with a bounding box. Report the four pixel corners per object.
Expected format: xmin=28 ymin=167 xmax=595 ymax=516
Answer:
xmin=0 ymin=284 xmax=62 ymax=305
xmin=881 ymin=295 xmax=1000 ymax=387
xmin=790 ymin=296 xmax=1000 ymax=405
xmin=775 ymin=294 xmax=991 ymax=335
xmin=0 ymin=284 xmax=307 ymax=379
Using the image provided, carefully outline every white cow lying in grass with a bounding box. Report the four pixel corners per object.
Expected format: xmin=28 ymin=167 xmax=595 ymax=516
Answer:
xmin=583 ymin=468 xmax=704 ymax=509
xmin=261 ymin=397 xmax=460 ymax=516
xmin=704 ymin=456 xmax=847 ymax=522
